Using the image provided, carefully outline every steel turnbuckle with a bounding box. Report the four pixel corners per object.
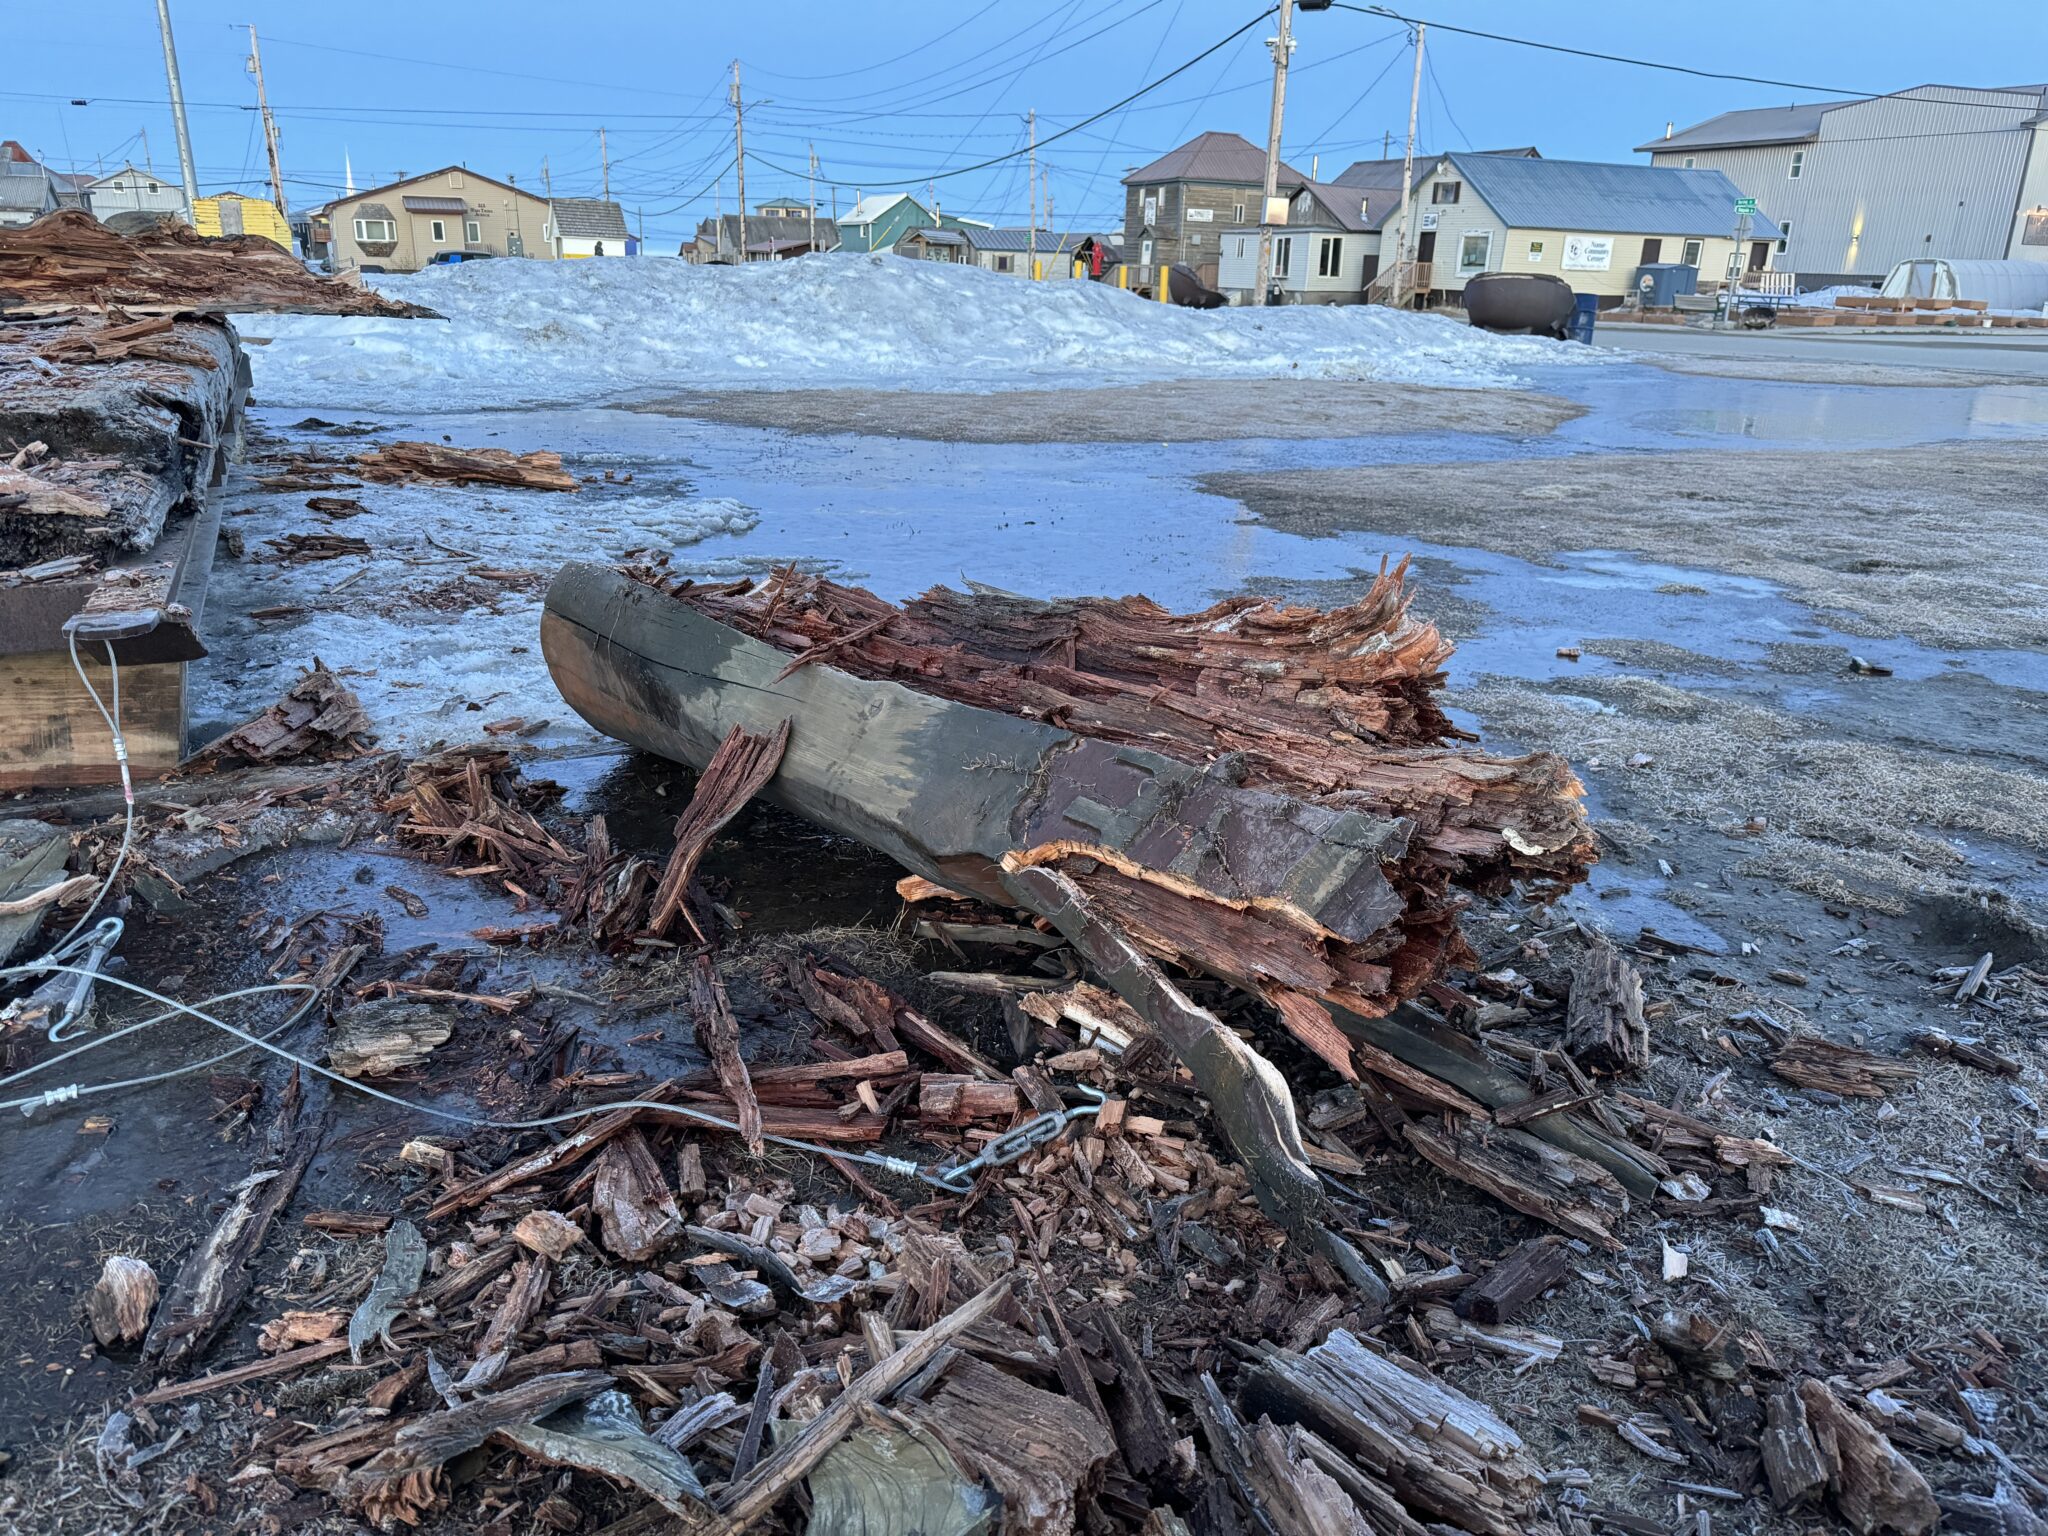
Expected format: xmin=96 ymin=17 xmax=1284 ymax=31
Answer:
xmin=921 ymin=1084 xmax=1107 ymax=1193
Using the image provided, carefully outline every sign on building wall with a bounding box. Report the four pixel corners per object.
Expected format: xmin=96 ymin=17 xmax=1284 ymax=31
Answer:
xmin=1420 ymin=210 xmax=1439 ymax=230
xmin=1185 ymin=207 xmax=1214 ymax=222
xmin=1560 ymin=235 xmax=1614 ymax=271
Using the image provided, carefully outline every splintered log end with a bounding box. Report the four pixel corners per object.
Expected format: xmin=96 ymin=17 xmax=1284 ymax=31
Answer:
xmin=87 ymin=1255 xmax=158 ymax=1347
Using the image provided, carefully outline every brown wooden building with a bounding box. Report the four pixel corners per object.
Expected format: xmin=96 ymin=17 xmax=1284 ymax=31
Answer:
xmin=1121 ymin=132 xmax=1307 ymax=290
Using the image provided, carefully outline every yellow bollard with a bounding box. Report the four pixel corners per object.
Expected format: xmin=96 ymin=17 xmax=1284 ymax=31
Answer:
xmin=1072 ymin=259 xmax=1084 ymax=281
xmin=1032 ymin=257 xmax=1043 ymax=281
xmin=1156 ymin=267 xmax=1170 ymax=304
xmin=1118 ymin=263 xmax=1128 ymax=290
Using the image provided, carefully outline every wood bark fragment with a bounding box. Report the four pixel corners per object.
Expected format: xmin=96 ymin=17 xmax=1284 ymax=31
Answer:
xmin=86 ymin=1255 xmax=158 ymax=1348
xmin=1094 ymin=1306 xmax=1182 ymax=1485
xmin=1797 ymin=1376 xmax=1939 ymax=1535
xmin=355 ymin=440 xmax=577 ymax=492
xmin=1452 ymin=1238 xmax=1569 ymax=1326
xmin=1761 ymin=1385 xmax=1828 ymax=1510
xmin=1770 ymin=1037 xmax=1919 ymax=1099
xmin=1402 ymin=1120 xmax=1627 ymax=1250
xmin=918 ymin=1074 xmax=1023 ymax=1126
xmin=1562 ymin=934 xmax=1647 ymax=1074
xmin=647 ymin=719 xmax=790 ymax=940
xmin=492 ymin=1388 xmax=709 ymax=1515
xmin=338 ymin=1369 xmax=613 ymax=1526
xmin=1237 ymin=1329 xmax=1549 ymax=1536
xmin=901 ymin=1352 xmax=1117 ymax=1536
xmin=144 ymin=1078 xmax=318 ymax=1373
xmin=690 ymin=955 xmax=762 ymax=1155
xmin=706 ymin=1275 xmax=1015 ymax=1534
xmin=592 ymin=1128 xmax=685 ymax=1262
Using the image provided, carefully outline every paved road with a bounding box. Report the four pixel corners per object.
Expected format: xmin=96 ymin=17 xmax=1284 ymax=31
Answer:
xmin=1596 ymin=320 xmax=2048 ymax=380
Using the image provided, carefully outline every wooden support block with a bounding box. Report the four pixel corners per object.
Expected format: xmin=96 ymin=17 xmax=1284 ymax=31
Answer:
xmin=0 ymin=648 xmax=185 ymax=789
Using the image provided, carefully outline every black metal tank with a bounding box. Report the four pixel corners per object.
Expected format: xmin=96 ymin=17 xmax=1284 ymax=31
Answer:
xmin=1462 ymin=271 xmax=1576 ymax=338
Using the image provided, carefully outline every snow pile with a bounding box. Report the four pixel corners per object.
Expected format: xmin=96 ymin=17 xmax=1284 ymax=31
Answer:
xmin=242 ymin=253 xmax=1601 ymax=410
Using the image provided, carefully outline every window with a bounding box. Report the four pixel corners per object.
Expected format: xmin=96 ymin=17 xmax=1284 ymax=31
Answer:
xmin=2023 ymin=211 xmax=2048 ymax=246
xmin=1681 ymin=237 xmax=1703 ymax=266
xmin=1143 ymin=193 xmax=1157 ymax=223
xmin=1526 ymin=239 xmax=1545 ymax=262
xmin=1681 ymin=156 xmax=1695 ymax=169
xmin=353 ymin=217 xmax=395 ymax=242
xmin=994 ymin=254 xmax=1012 ymax=272
xmin=1432 ymin=181 xmax=1462 ymax=204
xmin=1776 ymin=220 xmax=1793 ymax=255
xmin=1233 ymin=200 xmax=1246 ymax=223
xmin=1273 ymin=235 xmax=1292 ymax=277
xmin=1317 ymin=236 xmax=1343 ymax=277
xmin=1458 ymin=231 xmax=1491 ymax=271
xmin=146 ymin=180 xmax=158 ymax=193
xmin=466 ymin=219 xmax=481 ymax=244
xmin=1789 ymin=151 xmax=1804 ymax=179
xmin=430 ymin=219 xmax=447 ymax=242
xmin=449 ymin=172 xmax=464 ymax=188
xmin=1236 ymin=236 xmax=1250 ymax=257
xmin=1640 ymin=238 xmax=1662 ymax=264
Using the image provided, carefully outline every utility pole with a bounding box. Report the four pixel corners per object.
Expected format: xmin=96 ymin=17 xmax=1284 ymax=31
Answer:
xmin=599 ymin=126 xmax=609 ymax=199
xmin=1383 ymin=129 xmax=1392 ymax=158
xmin=1027 ymin=109 xmax=1038 ymax=275
xmin=141 ymin=126 xmax=152 ymax=174
xmin=1250 ymin=0 xmax=1297 ymax=307
xmin=730 ymin=61 xmax=747 ymax=260
xmin=154 ymin=0 xmax=200 ymax=220
xmin=245 ymin=25 xmax=288 ymax=225
xmin=807 ymin=143 xmax=817 ymax=254
xmin=1388 ymin=21 xmax=1425 ymax=308
xmin=542 ymin=156 xmax=551 ymax=198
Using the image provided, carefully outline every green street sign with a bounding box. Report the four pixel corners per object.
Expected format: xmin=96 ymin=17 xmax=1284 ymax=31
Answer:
xmin=1734 ymin=197 xmax=1758 ymax=215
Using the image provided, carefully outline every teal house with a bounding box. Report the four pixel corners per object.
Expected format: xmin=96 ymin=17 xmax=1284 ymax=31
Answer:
xmin=838 ymin=192 xmax=987 ymax=254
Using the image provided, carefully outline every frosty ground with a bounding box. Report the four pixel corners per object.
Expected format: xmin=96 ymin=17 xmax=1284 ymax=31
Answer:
xmin=6 ymin=255 xmax=2048 ymax=1530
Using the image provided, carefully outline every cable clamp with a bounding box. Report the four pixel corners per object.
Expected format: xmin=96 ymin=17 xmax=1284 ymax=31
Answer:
xmin=20 ymin=1083 xmax=81 ymax=1116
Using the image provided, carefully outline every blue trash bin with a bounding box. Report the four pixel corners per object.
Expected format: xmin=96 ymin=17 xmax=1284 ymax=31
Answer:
xmin=1567 ymin=293 xmax=1600 ymax=344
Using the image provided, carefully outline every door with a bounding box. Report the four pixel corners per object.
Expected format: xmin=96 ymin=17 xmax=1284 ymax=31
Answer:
xmin=1640 ymin=237 xmax=1662 ymax=264
xmin=219 ymin=199 xmax=243 ymax=236
xmin=1415 ymin=230 xmax=1436 ymax=262
xmin=1748 ymin=240 xmax=1770 ymax=272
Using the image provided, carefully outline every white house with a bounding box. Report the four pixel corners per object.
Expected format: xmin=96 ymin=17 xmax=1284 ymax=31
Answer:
xmin=1390 ymin=153 xmax=1779 ymax=303
xmin=1217 ymin=181 xmax=1377 ymax=303
xmin=547 ymin=198 xmax=631 ymax=258
xmin=86 ymin=164 xmax=186 ymax=223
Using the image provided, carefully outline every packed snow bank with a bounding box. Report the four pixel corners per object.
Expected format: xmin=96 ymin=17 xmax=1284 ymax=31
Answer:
xmin=241 ymin=253 xmax=1601 ymax=411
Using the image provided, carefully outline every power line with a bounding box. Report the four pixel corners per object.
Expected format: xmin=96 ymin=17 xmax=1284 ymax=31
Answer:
xmin=745 ymin=7 xmax=1276 ymax=192
xmin=1332 ymin=4 xmax=2048 ymax=110
xmin=745 ymin=0 xmax=1007 ymax=84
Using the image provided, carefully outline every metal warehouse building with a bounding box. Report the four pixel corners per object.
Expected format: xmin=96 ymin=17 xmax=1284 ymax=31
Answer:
xmin=1639 ymin=84 xmax=2048 ymax=278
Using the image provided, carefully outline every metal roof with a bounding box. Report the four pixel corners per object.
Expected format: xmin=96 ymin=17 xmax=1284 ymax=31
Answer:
xmin=402 ymin=195 xmax=468 ymax=213
xmin=549 ymin=198 xmax=630 ymax=240
xmin=964 ymin=226 xmax=1096 ymax=253
xmin=841 ymin=192 xmax=925 ymax=226
xmin=902 ymin=228 xmax=969 ymax=246
xmin=1446 ymin=153 xmax=1783 ymax=239
xmin=1637 ymin=101 xmax=1846 ymax=153
xmin=1123 ymin=131 xmax=1305 ymax=187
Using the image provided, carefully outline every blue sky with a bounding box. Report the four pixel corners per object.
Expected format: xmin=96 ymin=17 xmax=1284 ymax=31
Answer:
xmin=6 ymin=2 xmax=2031 ymax=249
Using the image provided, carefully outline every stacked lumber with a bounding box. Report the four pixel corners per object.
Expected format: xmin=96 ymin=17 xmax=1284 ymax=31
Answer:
xmin=0 ymin=208 xmax=432 ymax=317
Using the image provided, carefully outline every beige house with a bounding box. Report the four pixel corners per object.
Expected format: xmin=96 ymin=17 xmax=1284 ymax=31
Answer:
xmin=315 ymin=167 xmax=553 ymax=274
xmin=1393 ymin=153 xmax=1778 ymax=304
